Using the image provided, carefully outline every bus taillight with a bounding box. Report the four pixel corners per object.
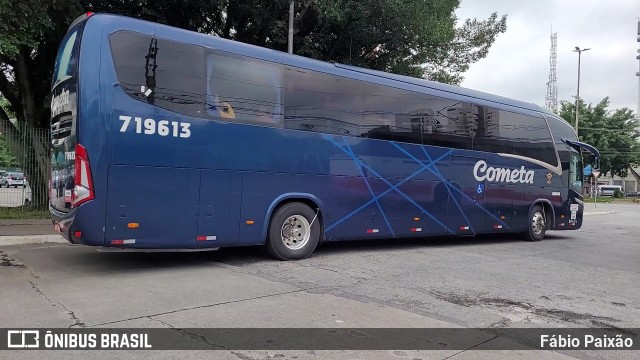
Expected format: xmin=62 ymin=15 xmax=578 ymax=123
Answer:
xmin=71 ymin=144 xmax=95 ymax=207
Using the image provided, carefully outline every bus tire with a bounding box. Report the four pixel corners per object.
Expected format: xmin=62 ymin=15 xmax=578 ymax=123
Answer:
xmin=266 ymin=202 xmax=320 ymax=260
xmin=524 ymin=204 xmax=546 ymax=242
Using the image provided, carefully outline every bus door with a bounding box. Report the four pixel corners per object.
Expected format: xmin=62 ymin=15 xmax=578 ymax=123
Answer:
xmin=449 ymin=155 xmax=487 ymax=235
xmin=484 ymin=182 xmax=515 ymax=232
xmin=195 ymin=170 xmax=234 ymax=248
xmin=105 ymin=165 xmax=195 ymax=249
xmin=344 ymin=175 xmax=395 ymax=240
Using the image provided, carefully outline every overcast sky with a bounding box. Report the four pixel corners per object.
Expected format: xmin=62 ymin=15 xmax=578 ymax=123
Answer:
xmin=455 ymin=0 xmax=639 ymax=114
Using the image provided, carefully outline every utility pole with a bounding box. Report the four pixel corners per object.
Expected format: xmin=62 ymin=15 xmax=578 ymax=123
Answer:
xmin=288 ymin=0 xmax=294 ymax=54
xmin=636 ymin=19 xmax=639 ymax=125
xmin=545 ymin=31 xmax=558 ymax=113
xmin=574 ymin=47 xmax=590 ymax=139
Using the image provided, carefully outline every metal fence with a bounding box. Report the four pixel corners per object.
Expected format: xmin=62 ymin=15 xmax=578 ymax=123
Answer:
xmin=0 ymin=122 xmax=50 ymax=215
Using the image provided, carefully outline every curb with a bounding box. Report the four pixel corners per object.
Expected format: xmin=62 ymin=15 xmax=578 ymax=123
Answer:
xmin=583 ymin=210 xmax=616 ymax=216
xmin=0 ymin=235 xmax=67 ymax=247
xmin=0 ymin=219 xmax=52 ymax=226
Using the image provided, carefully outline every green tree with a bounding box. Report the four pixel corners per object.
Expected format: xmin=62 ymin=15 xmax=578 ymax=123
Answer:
xmin=0 ymin=0 xmax=507 ymax=208
xmin=559 ymin=98 xmax=640 ymax=177
xmin=0 ymin=96 xmax=17 ymax=168
xmin=205 ymin=0 xmax=506 ymax=84
xmin=0 ymin=96 xmax=13 ymax=118
xmin=0 ymin=135 xmax=18 ymax=168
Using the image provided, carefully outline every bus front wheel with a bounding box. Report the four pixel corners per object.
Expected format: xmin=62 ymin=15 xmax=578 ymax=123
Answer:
xmin=524 ymin=204 xmax=546 ymax=242
xmin=266 ymin=202 xmax=320 ymax=260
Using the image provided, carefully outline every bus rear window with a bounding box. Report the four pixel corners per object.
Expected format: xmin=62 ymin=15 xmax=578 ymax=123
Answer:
xmin=53 ymin=29 xmax=79 ymax=86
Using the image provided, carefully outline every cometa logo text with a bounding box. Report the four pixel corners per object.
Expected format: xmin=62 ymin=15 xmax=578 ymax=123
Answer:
xmin=473 ymin=160 xmax=535 ymax=184
xmin=51 ymin=89 xmax=70 ymax=117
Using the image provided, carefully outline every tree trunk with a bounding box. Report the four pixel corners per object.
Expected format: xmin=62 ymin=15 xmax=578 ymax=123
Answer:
xmin=15 ymin=49 xmax=42 ymax=128
xmin=20 ymin=126 xmax=50 ymax=210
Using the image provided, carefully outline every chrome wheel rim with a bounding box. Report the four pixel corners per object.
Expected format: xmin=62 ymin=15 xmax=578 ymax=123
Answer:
xmin=531 ymin=211 xmax=545 ymax=235
xmin=281 ymin=215 xmax=311 ymax=250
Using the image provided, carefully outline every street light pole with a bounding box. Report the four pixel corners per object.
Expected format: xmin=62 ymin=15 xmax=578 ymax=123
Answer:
xmin=636 ymin=19 xmax=640 ymax=128
xmin=288 ymin=0 xmax=294 ymax=54
xmin=573 ymin=46 xmax=590 ymax=140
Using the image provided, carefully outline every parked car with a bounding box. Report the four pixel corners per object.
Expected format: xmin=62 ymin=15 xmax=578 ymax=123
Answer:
xmin=626 ymin=191 xmax=640 ymax=198
xmin=597 ymin=185 xmax=623 ymax=197
xmin=0 ymin=171 xmax=26 ymax=188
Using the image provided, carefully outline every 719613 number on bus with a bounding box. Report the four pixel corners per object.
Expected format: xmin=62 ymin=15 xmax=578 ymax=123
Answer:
xmin=119 ymin=115 xmax=191 ymax=138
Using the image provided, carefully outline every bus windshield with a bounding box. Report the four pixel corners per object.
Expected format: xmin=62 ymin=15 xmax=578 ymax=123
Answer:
xmin=569 ymin=152 xmax=582 ymax=192
xmin=52 ymin=28 xmax=79 ymax=86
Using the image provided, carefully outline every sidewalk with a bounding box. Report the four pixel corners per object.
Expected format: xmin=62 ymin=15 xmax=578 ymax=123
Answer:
xmin=583 ymin=210 xmax=616 ymax=216
xmin=0 ymin=219 xmax=66 ymax=246
xmin=0 ymin=219 xmax=56 ymax=236
xmin=581 ymin=202 xmax=618 ymax=216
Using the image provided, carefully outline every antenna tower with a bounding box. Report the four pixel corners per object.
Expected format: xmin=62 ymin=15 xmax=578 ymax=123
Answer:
xmin=545 ymin=31 xmax=558 ymax=113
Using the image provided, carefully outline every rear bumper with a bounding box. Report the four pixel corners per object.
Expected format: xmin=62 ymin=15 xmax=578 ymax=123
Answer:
xmin=50 ymin=201 xmax=105 ymax=246
xmin=50 ymin=205 xmax=80 ymax=244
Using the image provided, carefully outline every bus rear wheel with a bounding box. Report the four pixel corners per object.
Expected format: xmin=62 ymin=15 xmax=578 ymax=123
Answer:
xmin=266 ymin=202 xmax=320 ymax=260
xmin=524 ymin=204 xmax=546 ymax=242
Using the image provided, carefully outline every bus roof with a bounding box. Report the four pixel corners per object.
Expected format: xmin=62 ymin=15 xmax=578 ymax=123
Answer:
xmin=332 ymin=63 xmax=550 ymax=114
xmin=88 ymin=13 xmax=553 ymax=117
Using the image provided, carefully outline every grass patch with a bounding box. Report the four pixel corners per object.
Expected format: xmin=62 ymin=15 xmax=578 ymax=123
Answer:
xmin=614 ymin=198 xmax=640 ymax=204
xmin=613 ymin=198 xmax=640 ymax=203
xmin=0 ymin=207 xmax=50 ymax=219
xmin=583 ymin=197 xmax=613 ymax=203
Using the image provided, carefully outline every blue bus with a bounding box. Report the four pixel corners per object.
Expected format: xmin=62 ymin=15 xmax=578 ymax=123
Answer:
xmin=49 ymin=13 xmax=599 ymax=260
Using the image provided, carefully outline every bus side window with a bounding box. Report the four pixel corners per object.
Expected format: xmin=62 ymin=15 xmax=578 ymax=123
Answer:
xmin=472 ymin=106 xmax=515 ymax=154
xmin=499 ymin=111 xmax=557 ymax=167
xmin=208 ymin=94 xmax=236 ymax=119
xmin=110 ymin=31 xmax=206 ymax=117
xmin=206 ymin=52 xmax=283 ymax=127
xmin=206 ymin=58 xmax=237 ymax=120
xmin=284 ymin=67 xmax=360 ymax=136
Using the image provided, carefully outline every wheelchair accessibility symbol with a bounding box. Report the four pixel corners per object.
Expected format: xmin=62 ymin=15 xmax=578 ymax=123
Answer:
xmin=477 ymin=184 xmax=484 ymax=194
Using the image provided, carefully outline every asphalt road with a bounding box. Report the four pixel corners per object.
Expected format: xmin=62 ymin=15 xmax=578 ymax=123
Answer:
xmin=0 ymin=202 xmax=638 ymax=359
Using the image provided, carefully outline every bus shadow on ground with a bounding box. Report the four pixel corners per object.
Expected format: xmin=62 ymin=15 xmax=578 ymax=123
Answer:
xmin=52 ymin=231 xmax=574 ymax=273
xmin=312 ymin=232 xmax=573 ymax=256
